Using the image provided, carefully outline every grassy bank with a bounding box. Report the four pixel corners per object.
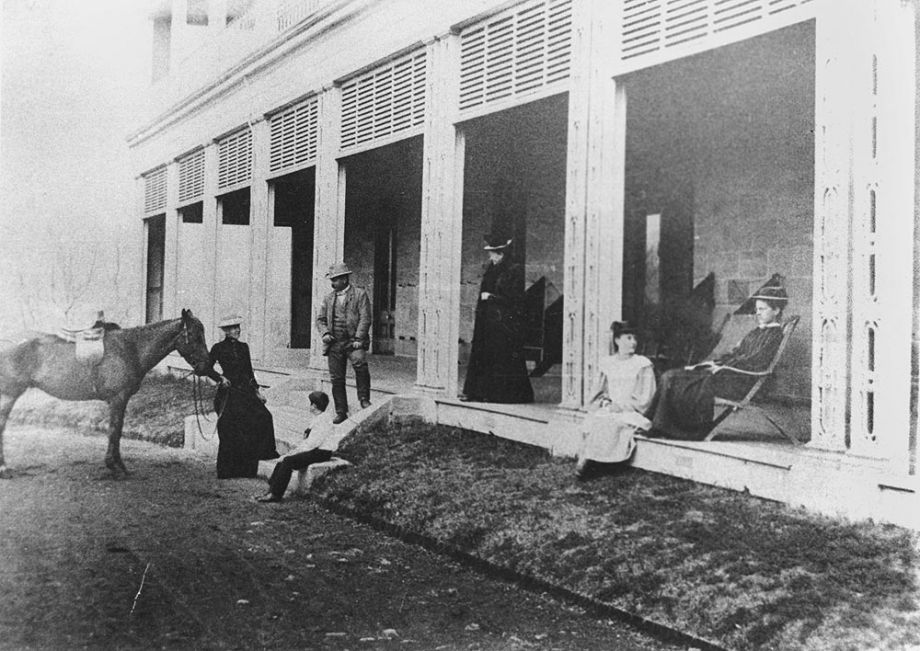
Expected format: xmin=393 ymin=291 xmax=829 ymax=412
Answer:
xmin=10 ymin=382 xmax=920 ymax=649
xmin=8 ymin=373 xmax=205 ymax=448
xmin=313 ymin=423 xmax=920 ymax=651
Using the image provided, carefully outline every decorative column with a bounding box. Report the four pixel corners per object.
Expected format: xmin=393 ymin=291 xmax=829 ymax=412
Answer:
xmin=162 ymin=161 xmax=180 ymax=320
xmin=415 ymin=34 xmax=464 ymax=396
xmin=561 ymin=0 xmax=624 ymax=409
xmin=847 ymin=0 xmax=916 ymax=467
xmin=582 ymin=1 xmax=626 ymax=397
xmin=310 ymin=86 xmax=345 ymax=370
xmin=810 ymin=2 xmax=858 ymax=452
xmin=247 ymin=118 xmax=271 ymax=363
xmin=811 ymin=0 xmax=917 ymax=460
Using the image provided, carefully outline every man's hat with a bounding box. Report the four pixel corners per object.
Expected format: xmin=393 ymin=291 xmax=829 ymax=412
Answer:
xmin=735 ymin=273 xmax=789 ymax=314
xmin=218 ymin=314 xmax=243 ymax=328
xmin=483 ymin=234 xmax=512 ymax=251
xmin=326 ymin=262 xmax=353 ymax=279
xmin=611 ymin=321 xmax=638 ymax=339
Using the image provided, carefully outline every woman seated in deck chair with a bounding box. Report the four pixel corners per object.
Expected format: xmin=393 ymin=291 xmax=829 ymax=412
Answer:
xmin=646 ymin=275 xmax=789 ymax=441
xmin=574 ymin=321 xmax=656 ymax=480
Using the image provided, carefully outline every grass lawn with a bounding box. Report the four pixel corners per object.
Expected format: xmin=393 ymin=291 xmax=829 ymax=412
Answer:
xmin=8 ymin=372 xmax=208 ymax=447
xmin=313 ymin=423 xmax=920 ymax=651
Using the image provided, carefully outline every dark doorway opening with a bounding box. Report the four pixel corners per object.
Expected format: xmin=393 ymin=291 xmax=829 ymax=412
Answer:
xmin=145 ymin=214 xmax=166 ymax=324
xmin=460 ymin=94 xmax=568 ymax=403
xmin=343 ymin=136 xmax=423 ymax=361
xmin=273 ymin=168 xmax=316 ymax=349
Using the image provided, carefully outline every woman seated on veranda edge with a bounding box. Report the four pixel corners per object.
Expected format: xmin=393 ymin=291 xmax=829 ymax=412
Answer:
xmin=575 ymin=321 xmax=656 ymax=480
xmin=646 ymin=275 xmax=789 ymax=441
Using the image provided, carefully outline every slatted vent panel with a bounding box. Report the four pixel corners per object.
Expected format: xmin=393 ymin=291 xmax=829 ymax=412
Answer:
xmin=217 ymin=128 xmax=252 ymax=191
xmin=620 ymin=0 xmax=813 ymax=61
xmin=143 ymin=166 xmax=167 ymax=214
xmin=459 ymin=0 xmax=572 ymax=113
xmin=339 ymin=50 xmax=427 ymax=151
xmin=177 ymin=150 xmax=205 ymax=205
xmin=269 ymin=97 xmax=319 ymax=176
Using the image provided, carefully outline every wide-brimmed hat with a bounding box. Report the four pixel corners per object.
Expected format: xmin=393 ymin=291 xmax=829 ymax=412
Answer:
xmin=483 ymin=234 xmax=512 ymax=251
xmin=735 ymin=273 xmax=789 ymax=314
xmin=218 ymin=314 xmax=243 ymax=328
xmin=611 ymin=321 xmax=638 ymax=339
xmin=326 ymin=262 xmax=353 ymax=279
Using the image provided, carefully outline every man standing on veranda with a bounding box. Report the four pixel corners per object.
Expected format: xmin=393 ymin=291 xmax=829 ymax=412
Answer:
xmin=315 ymin=262 xmax=373 ymax=424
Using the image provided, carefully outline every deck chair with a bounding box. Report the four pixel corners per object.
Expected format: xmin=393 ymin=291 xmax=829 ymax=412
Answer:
xmin=703 ymin=315 xmax=802 ymax=445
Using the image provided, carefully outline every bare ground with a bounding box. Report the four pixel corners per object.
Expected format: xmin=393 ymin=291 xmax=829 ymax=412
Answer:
xmin=0 ymin=424 xmax=693 ymax=651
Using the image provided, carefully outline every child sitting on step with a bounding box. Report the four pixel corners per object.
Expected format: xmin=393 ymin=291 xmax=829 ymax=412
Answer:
xmin=256 ymin=390 xmax=346 ymax=503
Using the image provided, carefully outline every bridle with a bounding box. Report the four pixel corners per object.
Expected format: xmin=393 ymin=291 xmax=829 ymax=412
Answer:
xmin=173 ymin=316 xmax=227 ymax=440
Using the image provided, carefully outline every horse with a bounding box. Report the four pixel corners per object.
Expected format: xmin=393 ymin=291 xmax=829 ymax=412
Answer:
xmin=0 ymin=309 xmax=212 ymax=478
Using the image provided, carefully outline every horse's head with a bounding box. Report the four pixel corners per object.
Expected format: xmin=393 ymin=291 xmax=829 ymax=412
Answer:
xmin=175 ymin=309 xmax=212 ymax=375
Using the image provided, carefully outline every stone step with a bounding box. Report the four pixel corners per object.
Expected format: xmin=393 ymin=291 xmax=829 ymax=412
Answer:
xmin=256 ymin=457 xmax=353 ymax=498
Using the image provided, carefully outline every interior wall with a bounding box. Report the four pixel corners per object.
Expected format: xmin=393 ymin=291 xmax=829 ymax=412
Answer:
xmin=343 ymin=137 xmax=423 ymax=356
xmin=625 ymin=21 xmax=816 ymax=401
xmin=460 ymin=95 xmax=568 ymax=356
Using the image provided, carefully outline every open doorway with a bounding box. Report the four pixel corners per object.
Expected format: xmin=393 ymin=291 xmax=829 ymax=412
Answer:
xmin=272 ymin=169 xmax=315 ymax=348
xmin=342 ymin=137 xmax=423 ymax=363
xmin=144 ymin=214 xmax=165 ymax=324
xmin=622 ymin=21 xmax=815 ymax=438
xmin=460 ymin=94 xmax=568 ymax=403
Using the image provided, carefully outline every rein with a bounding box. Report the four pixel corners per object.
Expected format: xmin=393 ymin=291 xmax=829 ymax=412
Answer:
xmin=190 ymin=374 xmax=229 ymax=441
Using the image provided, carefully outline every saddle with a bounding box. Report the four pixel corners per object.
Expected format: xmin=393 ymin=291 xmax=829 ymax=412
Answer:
xmin=59 ymin=310 xmax=107 ymax=365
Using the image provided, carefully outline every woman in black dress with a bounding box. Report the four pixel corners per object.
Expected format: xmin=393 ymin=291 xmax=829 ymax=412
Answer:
xmin=647 ymin=276 xmax=789 ymax=440
xmin=207 ymin=314 xmax=278 ymax=478
xmin=461 ymin=236 xmax=534 ymax=404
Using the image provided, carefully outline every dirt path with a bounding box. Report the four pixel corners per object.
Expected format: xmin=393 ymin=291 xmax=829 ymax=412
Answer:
xmin=0 ymin=425 xmax=690 ymax=650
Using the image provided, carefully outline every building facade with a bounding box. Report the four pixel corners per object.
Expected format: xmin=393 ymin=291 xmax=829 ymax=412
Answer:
xmin=130 ymin=0 xmax=920 ymax=527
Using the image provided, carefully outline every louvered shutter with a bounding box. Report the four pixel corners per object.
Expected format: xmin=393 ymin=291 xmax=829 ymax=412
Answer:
xmin=339 ymin=49 xmax=427 ymax=152
xmin=619 ymin=0 xmax=815 ymax=71
xmin=458 ymin=0 xmax=572 ymax=116
xmin=143 ymin=166 xmax=167 ymax=215
xmin=268 ymin=96 xmax=319 ymax=177
xmin=177 ymin=149 xmax=205 ymax=206
xmin=217 ymin=128 xmax=252 ymax=192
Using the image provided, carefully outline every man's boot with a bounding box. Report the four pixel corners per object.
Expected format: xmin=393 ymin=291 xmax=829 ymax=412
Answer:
xmin=331 ymin=381 xmax=348 ymax=424
xmin=355 ymin=364 xmax=371 ymax=410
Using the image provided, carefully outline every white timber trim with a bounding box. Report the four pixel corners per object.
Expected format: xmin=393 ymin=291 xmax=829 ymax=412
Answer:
xmin=310 ymin=86 xmax=345 ymax=369
xmin=416 ymin=34 xmax=465 ymax=396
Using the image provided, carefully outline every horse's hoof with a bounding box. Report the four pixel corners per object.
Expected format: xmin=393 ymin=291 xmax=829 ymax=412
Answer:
xmin=0 ymin=465 xmax=11 ymax=479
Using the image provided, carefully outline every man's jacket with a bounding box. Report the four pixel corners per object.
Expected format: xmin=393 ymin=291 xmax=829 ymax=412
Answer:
xmin=315 ymin=284 xmax=372 ymax=355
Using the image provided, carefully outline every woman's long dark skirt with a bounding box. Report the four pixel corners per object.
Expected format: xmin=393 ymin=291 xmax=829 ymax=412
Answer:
xmin=462 ymin=312 xmax=534 ymax=404
xmin=648 ymin=368 xmax=758 ymax=441
xmin=215 ymin=387 xmax=279 ymax=478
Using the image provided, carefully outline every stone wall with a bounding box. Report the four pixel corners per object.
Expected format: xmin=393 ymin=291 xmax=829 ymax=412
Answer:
xmin=343 ymin=137 xmax=423 ymax=357
xmin=459 ymin=95 xmax=568 ymax=359
xmin=625 ymin=22 xmax=816 ymax=401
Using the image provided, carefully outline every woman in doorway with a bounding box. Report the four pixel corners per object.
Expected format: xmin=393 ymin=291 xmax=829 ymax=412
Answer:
xmin=575 ymin=321 xmax=656 ymax=479
xmin=461 ymin=235 xmax=534 ymax=404
xmin=647 ymin=275 xmax=789 ymax=440
xmin=207 ymin=314 xmax=279 ymax=478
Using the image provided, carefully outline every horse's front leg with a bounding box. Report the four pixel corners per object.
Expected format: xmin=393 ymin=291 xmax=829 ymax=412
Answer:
xmin=104 ymin=395 xmax=131 ymax=476
xmin=0 ymin=392 xmax=24 ymax=479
